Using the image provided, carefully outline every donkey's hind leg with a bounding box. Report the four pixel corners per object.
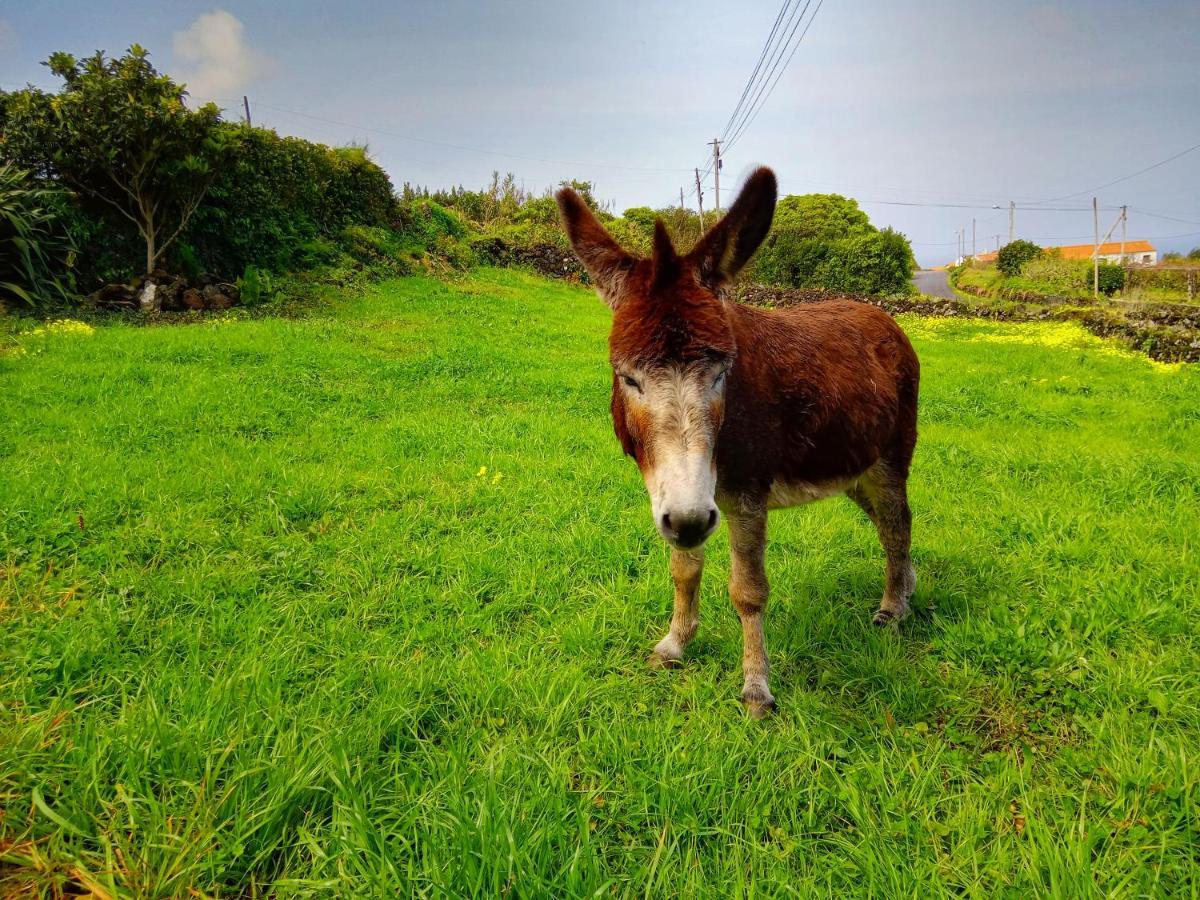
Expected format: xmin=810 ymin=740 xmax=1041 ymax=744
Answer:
xmin=852 ymin=462 xmax=916 ymax=627
xmin=650 ymin=547 xmax=704 ymax=668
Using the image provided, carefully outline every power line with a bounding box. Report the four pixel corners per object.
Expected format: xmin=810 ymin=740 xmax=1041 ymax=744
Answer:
xmin=718 ymin=0 xmax=793 ymax=144
xmin=724 ymin=0 xmax=824 ymax=154
xmin=722 ymin=0 xmax=810 ymax=146
xmin=1023 ymin=139 xmax=1200 ymax=204
xmin=1129 ymin=208 xmax=1200 ymax=227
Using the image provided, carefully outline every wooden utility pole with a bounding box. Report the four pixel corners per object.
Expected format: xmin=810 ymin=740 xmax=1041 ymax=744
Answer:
xmin=1008 ymin=201 xmax=1015 ymax=243
xmin=972 ymin=218 xmax=976 ymax=259
xmin=680 ymin=187 xmax=685 ymax=211
xmin=243 ymin=95 xmax=252 ymax=127
xmin=995 ymin=235 xmax=1000 ymax=251
xmin=694 ymin=168 xmax=706 ymax=232
xmin=1093 ymin=196 xmax=1100 ymax=299
xmin=708 ymin=138 xmax=722 ymax=212
xmin=1120 ymin=205 xmax=1127 ymax=263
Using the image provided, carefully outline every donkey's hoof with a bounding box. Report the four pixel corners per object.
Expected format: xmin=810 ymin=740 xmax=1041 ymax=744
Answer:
xmin=648 ymin=651 xmax=682 ymax=670
xmin=741 ymin=690 xmax=777 ymax=720
xmin=872 ymin=607 xmax=905 ymax=628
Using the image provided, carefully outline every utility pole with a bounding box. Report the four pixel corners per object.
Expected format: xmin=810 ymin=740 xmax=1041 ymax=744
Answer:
xmin=995 ymin=235 xmax=1000 ymax=252
xmin=1093 ymin=196 xmax=1100 ymax=299
xmin=243 ymin=95 xmax=252 ymax=127
xmin=972 ymin=218 xmax=976 ymax=259
xmin=1008 ymin=201 xmax=1015 ymax=243
xmin=1120 ymin=205 xmax=1127 ymax=263
xmin=695 ymin=168 xmax=706 ymax=233
xmin=708 ymin=138 xmax=722 ymax=212
xmin=680 ymin=187 xmax=685 ymax=211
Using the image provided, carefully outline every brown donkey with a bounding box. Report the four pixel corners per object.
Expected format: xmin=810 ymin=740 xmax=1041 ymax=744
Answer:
xmin=557 ymin=168 xmax=919 ymax=718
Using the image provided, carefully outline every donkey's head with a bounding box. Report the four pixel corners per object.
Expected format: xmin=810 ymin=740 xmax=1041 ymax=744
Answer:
xmin=557 ymin=168 xmax=777 ymax=549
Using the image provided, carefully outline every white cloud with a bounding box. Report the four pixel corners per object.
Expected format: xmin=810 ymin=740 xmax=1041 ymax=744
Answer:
xmin=172 ymin=9 xmax=274 ymax=104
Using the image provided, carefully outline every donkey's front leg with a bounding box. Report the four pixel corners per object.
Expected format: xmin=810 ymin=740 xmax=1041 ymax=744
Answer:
xmin=650 ymin=548 xmax=704 ymax=668
xmin=728 ymin=506 xmax=774 ymax=718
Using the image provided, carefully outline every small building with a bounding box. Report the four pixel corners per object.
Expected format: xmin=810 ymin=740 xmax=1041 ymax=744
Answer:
xmin=1045 ymin=240 xmax=1157 ymax=265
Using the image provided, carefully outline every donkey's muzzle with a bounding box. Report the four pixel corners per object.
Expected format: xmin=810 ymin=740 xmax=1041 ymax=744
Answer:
xmin=661 ymin=507 xmax=719 ymax=549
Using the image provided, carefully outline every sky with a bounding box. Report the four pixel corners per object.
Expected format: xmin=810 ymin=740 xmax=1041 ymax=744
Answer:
xmin=2 ymin=0 xmax=1198 ymax=266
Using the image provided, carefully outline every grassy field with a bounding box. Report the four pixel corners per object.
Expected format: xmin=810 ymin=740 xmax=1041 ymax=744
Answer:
xmin=2 ymin=269 xmax=1198 ymax=897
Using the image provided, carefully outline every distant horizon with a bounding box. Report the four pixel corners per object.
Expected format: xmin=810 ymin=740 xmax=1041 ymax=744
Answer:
xmin=3 ymin=0 xmax=1198 ymax=266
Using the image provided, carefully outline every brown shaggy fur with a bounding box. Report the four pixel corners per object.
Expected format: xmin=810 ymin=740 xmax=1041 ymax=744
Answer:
xmin=558 ymin=167 xmax=920 ymax=717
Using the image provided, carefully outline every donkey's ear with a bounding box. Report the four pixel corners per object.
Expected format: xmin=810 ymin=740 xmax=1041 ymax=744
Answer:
xmin=688 ymin=167 xmax=777 ymax=289
xmin=556 ymin=188 xmax=635 ymax=309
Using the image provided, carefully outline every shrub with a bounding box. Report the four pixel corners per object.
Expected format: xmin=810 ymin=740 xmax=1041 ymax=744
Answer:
xmin=997 ymin=240 xmax=1042 ymax=276
xmin=1097 ymin=262 xmax=1125 ymax=296
xmin=0 ymin=163 xmax=75 ymax=306
xmin=1020 ymin=255 xmax=1091 ymax=292
xmin=183 ymin=125 xmax=397 ymax=277
xmin=749 ymin=194 xmax=915 ymax=296
xmin=237 ymin=265 xmax=274 ymax=307
xmin=814 ymin=229 xmax=915 ymax=295
xmin=397 ymin=199 xmax=468 ymax=251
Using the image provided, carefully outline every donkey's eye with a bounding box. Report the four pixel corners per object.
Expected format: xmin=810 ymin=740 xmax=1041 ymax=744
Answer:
xmin=621 ymin=374 xmax=642 ymax=392
xmin=713 ymin=369 xmax=728 ymax=387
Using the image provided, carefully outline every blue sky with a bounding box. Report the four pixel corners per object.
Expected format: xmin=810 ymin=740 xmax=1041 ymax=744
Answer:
xmin=3 ymin=0 xmax=1198 ymax=265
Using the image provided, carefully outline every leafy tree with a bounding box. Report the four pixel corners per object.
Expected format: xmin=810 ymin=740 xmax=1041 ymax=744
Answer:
xmin=771 ymin=193 xmax=872 ymax=241
xmin=749 ymin=192 xmax=914 ymax=293
xmin=996 ymin=239 xmax=1042 ymax=276
xmin=1 ymin=46 xmax=227 ymax=275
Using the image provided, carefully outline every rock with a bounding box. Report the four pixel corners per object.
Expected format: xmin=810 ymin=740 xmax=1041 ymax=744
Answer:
xmin=182 ymin=288 xmax=206 ymax=310
xmin=202 ymin=284 xmax=235 ymax=310
xmin=89 ymin=283 xmax=137 ymax=309
xmin=196 ymin=272 xmax=218 ymax=287
xmin=217 ymin=283 xmax=240 ymax=305
xmin=138 ymin=281 xmax=159 ymax=313
xmin=158 ymin=276 xmax=188 ymax=312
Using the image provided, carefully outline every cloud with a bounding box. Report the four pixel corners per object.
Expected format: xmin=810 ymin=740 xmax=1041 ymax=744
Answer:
xmin=172 ymin=9 xmax=274 ymax=103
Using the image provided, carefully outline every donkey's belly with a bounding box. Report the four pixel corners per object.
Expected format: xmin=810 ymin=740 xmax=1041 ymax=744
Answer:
xmin=766 ymin=476 xmax=857 ymax=510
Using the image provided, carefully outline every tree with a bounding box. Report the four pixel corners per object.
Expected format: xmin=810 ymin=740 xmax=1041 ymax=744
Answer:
xmin=1 ymin=46 xmax=227 ymax=275
xmin=771 ymin=193 xmax=872 ymax=241
xmin=996 ymin=239 xmax=1042 ymax=276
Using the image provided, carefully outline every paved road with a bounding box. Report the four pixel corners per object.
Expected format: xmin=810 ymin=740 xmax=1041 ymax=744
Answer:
xmin=912 ymin=269 xmax=955 ymax=299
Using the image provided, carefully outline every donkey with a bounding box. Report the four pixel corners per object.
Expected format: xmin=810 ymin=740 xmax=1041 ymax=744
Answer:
xmin=557 ymin=168 xmax=919 ymax=717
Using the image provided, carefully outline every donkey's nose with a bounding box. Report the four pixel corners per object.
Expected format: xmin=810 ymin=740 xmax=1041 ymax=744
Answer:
xmin=662 ymin=507 xmax=720 ymax=548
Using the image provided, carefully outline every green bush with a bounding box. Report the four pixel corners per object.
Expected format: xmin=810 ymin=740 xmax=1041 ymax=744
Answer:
xmin=1097 ymin=262 xmax=1124 ymax=296
xmin=237 ymin=265 xmax=274 ymax=307
xmin=396 ymin=199 xmax=468 ymax=251
xmin=1019 ymin=255 xmax=1091 ymax=292
xmin=0 ymin=163 xmax=75 ymax=306
xmin=814 ymin=229 xmax=915 ymax=295
xmin=997 ymin=240 xmax=1042 ymax=276
xmin=182 ymin=126 xmax=397 ymax=277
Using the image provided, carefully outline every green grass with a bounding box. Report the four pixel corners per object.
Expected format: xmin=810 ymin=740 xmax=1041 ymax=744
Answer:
xmin=2 ymin=269 xmax=1198 ymax=897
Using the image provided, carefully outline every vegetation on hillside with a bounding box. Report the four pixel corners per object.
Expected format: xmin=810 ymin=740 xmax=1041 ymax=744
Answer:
xmin=1 ymin=44 xmax=916 ymax=306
